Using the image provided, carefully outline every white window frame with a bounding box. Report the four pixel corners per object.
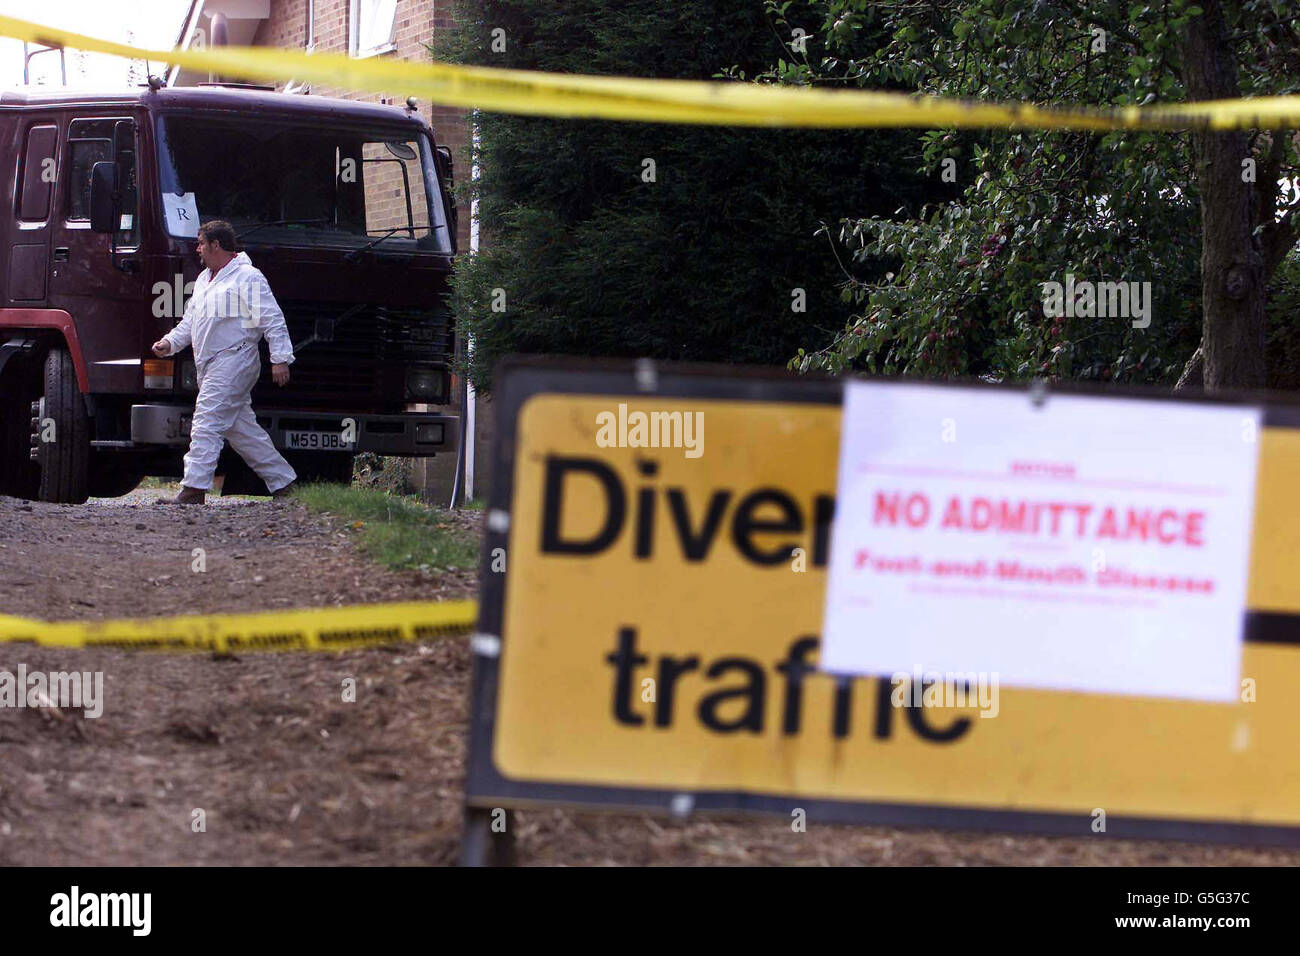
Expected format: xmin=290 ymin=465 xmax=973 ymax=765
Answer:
xmin=349 ymin=0 xmax=398 ymax=58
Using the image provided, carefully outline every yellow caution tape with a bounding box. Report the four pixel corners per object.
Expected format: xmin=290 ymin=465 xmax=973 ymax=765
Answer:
xmin=3 ymin=14 xmax=1300 ymax=131
xmin=0 ymin=600 xmax=477 ymax=652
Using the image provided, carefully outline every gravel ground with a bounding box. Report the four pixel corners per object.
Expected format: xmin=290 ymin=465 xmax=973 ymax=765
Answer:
xmin=0 ymin=488 xmax=1295 ymax=866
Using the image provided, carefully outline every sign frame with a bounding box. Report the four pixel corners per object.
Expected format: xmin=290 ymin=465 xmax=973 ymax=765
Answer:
xmin=462 ymin=357 xmax=1300 ymax=857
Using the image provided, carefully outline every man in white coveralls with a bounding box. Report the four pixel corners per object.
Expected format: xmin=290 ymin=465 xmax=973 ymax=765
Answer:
xmin=151 ymin=220 xmax=298 ymax=505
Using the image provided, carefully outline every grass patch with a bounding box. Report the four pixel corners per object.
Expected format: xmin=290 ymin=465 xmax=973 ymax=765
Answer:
xmin=294 ymin=483 xmax=479 ymax=572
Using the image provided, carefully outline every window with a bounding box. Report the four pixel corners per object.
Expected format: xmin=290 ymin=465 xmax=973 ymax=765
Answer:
xmin=16 ymin=124 xmax=57 ymax=222
xmin=67 ymin=117 xmax=138 ymax=246
xmin=349 ymin=0 xmax=397 ymax=58
xmin=361 ymin=139 xmax=430 ymax=237
xmin=68 ymin=139 xmax=111 ymax=221
xmin=156 ymin=115 xmax=451 ymax=254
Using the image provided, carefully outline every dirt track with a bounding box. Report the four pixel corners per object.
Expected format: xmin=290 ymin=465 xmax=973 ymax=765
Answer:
xmin=0 ymin=489 xmax=1295 ymax=866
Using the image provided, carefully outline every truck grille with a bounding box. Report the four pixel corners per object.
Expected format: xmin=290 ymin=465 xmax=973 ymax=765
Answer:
xmin=253 ymin=301 xmax=454 ymax=401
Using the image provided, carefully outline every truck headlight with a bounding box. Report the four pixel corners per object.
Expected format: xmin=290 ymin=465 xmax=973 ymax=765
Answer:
xmin=406 ymin=368 xmax=442 ymax=400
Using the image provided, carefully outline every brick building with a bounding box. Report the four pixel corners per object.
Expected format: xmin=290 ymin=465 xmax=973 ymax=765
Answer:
xmin=170 ymin=0 xmax=488 ymax=501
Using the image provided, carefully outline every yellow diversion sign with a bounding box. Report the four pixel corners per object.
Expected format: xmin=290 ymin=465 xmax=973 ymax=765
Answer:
xmin=465 ymin=359 xmax=1300 ymax=846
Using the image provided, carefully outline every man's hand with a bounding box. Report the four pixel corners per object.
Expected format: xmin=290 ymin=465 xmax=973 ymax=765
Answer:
xmin=272 ymin=363 xmax=290 ymax=386
xmin=151 ymin=338 xmax=172 ymax=357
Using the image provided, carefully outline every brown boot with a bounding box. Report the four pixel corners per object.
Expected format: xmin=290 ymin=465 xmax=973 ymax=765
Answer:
xmin=165 ymin=485 xmax=207 ymax=505
xmin=270 ymin=480 xmax=297 ymax=500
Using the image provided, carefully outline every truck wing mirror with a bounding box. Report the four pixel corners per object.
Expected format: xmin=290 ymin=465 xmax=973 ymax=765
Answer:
xmin=89 ymin=161 xmax=120 ymax=234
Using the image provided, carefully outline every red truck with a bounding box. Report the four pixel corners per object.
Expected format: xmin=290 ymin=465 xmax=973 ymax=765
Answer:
xmin=0 ymin=82 xmax=458 ymax=503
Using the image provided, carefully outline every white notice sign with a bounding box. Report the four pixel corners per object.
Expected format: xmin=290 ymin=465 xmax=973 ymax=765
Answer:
xmin=821 ymin=382 xmax=1261 ymax=702
xmin=162 ymin=192 xmax=200 ymax=238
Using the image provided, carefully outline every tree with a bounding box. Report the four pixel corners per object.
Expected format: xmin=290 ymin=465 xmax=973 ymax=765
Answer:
xmin=775 ymin=0 xmax=1300 ymax=390
xmin=433 ymin=0 xmax=945 ymax=390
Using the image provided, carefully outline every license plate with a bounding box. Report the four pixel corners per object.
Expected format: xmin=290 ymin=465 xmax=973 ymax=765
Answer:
xmin=284 ymin=430 xmax=353 ymax=451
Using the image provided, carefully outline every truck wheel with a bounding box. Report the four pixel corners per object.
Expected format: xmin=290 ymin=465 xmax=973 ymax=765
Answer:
xmin=284 ymin=451 xmax=355 ymax=485
xmin=88 ymin=459 xmax=143 ymax=498
xmin=34 ymin=348 xmax=91 ymax=504
xmin=316 ymin=453 xmax=355 ymax=485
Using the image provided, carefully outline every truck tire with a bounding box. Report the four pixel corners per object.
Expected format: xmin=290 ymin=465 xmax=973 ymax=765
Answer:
xmin=34 ymin=348 xmax=91 ymax=504
xmin=88 ymin=458 xmax=143 ymax=498
xmin=284 ymin=450 xmax=355 ymax=485
xmin=313 ymin=453 xmax=355 ymax=485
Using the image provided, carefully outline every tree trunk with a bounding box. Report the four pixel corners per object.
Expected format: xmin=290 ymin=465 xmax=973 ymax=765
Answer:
xmin=1181 ymin=0 xmax=1266 ymax=390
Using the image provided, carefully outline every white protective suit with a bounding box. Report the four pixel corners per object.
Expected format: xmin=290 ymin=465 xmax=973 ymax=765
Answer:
xmin=163 ymin=252 xmax=298 ymax=492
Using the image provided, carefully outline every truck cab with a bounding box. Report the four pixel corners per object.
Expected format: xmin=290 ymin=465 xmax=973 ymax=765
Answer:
xmin=0 ymin=83 xmax=458 ymax=502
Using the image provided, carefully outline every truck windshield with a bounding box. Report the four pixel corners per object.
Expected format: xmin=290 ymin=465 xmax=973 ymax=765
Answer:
xmin=155 ymin=115 xmax=452 ymax=254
